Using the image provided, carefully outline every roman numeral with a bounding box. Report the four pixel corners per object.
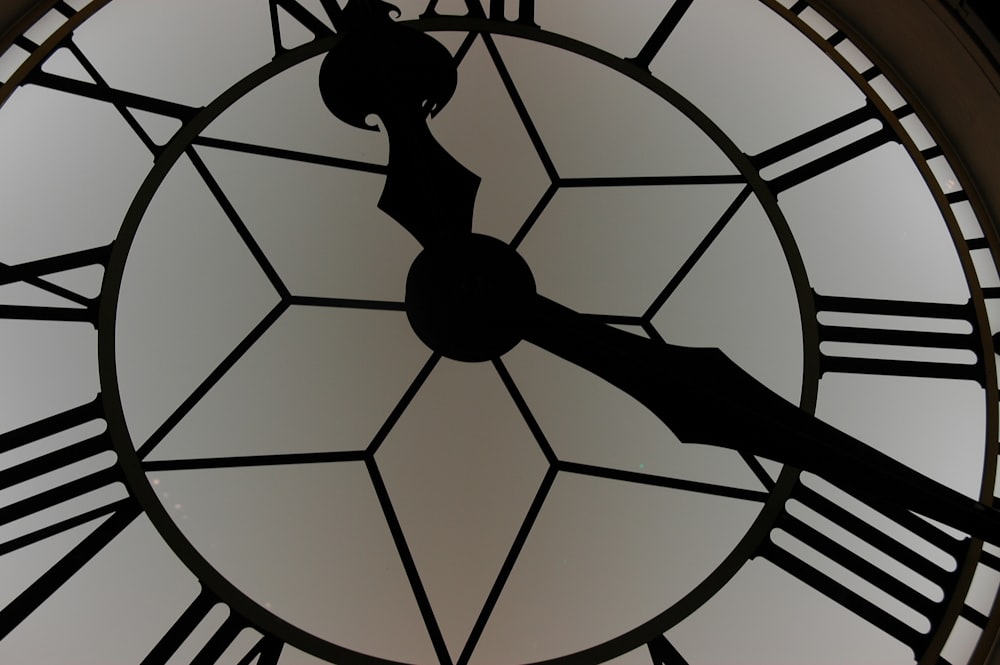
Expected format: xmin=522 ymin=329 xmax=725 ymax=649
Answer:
xmin=26 ymin=40 xmax=197 ymax=155
xmin=0 ymin=245 xmax=111 ymax=326
xmin=757 ymin=477 xmax=968 ymax=658
xmin=142 ymin=585 xmax=283 ymax=665
xmin=0 ymin=398 xmax=123 ymax=554
xmin=268 ymin=0 xmax=335 ymax=55
xmin=970 ymin=549 xmax=1000 ymax=628
xmin=814 ymin=292 xmax=984 ymax=384
xmin=422 ymin=0 xmax=536 ymax=25
xmin=0 ymin=397 xmax=141 ymax=638
xmin=784 ymin=0 xmax=850 ymax=49
xmin=647 ymin=635 xmax=690 ymax=665
xmin=750 ymin=103 xmax=898 ymax=193
xmin=629 ymin=0 xmax=696 ymax=70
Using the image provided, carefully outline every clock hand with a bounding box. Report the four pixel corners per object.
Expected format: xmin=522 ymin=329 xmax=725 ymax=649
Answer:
xmin=318 ymin=0 xmax=479 ymax=248
xmin=318 ymin=6 xmax=1000 ymax=544
xmin=521 ymin=294 xmax=1000 ymax=544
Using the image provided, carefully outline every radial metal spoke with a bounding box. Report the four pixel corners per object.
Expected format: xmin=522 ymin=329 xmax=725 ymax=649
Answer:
xmin=741 ymin=453 xmax=777 ymax=491
xmin=493 ymin=358 xmax=557 ymax=464
xmin=137 ymin=301 xmax=288 ymax=460
xmin=193 ymin=136 xmax=387 ymax=174
xmin=480 ymin=33 xmax=558 ymax=181
xmin=457 ymin=466 xmax=558 ymax=665
xmin=559 ymin=460 xmax=768 ymax=502
xmin=367 ymin=353 xmax=441 ymax=455
xmin=509 ymin=182 xmax=557 ymax=250
xmin=561 ymin=174 xmax=745 ymax=187
xmin=143 ymin=449 xmax=367 ymax=471
xmin=366 ymin=459 xmax=453 ymax=665
xmin=289 ymin=295 xmax=406 ymax=311
xmin=644 ymin=185 xmax=752 ymax=321
xmin=187 ymin=147 xmax=290 ymax=300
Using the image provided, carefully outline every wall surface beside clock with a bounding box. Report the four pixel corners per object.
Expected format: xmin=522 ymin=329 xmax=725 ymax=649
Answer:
xmin=813 ymin=0 xmax=1000 ymax=237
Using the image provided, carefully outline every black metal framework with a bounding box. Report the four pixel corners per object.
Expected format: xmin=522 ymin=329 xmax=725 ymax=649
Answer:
xmin=93 ymin=17 xmax=804 ymax=664
xmin=0 ymin=1 xmax=998 ymax=664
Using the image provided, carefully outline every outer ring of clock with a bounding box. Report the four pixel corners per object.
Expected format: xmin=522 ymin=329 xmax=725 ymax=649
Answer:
xmin=95 ymin=22 xmax=810 ymax=665
xmin=767 ymin=2 xmax=1000 ymax=660
xmin=0 ymin=1 xmax=993 ymax=663
xmin=86 ymin=10 xmax=993 ymax=665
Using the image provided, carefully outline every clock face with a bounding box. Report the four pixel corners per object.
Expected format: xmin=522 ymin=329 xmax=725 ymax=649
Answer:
xmin=2 ymin=1 xmax=1000 ymax=664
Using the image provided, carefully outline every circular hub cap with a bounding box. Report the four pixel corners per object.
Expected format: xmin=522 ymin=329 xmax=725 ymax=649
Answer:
xmin=405 ymin=234 xmax=536 ymax=362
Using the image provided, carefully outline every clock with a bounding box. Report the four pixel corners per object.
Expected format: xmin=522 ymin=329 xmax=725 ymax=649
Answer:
xmin=2 ymin=0 xmax=1000 ymax=664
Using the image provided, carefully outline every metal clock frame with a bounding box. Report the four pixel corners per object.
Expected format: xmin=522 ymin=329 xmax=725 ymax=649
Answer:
xmin=1 ymin=1 xmax=999 ymax=664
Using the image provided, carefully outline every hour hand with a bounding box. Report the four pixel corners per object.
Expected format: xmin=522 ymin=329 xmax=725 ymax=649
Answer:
xmin=522 ymin=294 xmax=1000 ymax=544
xmin=317 ymin=4 xmax=479 ymax=248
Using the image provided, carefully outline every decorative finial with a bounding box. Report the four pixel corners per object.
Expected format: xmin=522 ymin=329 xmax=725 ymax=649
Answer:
xmin=321 ymin=0 xmax=400 ymax=33
xmin=317 ymin=0 xmax=456 ymax=130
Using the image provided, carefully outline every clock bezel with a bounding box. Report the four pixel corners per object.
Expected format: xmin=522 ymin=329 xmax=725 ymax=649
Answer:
xmin=0 ymin=0 xmax=996 ymax=660
xmin=98 ymin=19 xmax=810 ymax=665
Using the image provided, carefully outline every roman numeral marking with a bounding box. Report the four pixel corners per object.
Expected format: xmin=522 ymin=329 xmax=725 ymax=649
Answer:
xmin=27 ymin=40 xmax=197 ymax=154
xmin=0 ymin=398 xmax=123 ymax=553
xmin=142 ymin=585 xmax=283 ymax=665
xmin=758 ymin=477 xmax=967 ymax=658
xmin=750 ymin=103 xmax=898 ymax=193
xmin=422 ymin=0 xmax=536 ymax=25
xmin=814 ymin=292 xmax=984 ymax=384
xmin=629 ymin=0 xmax=696 ymax=70
xmin=0 ymin=397 xmax=141 ymax=638
xmin=647 ymin=635 xmax=690 ymax=665
xmin=268 ymin=0 xmax=334 ymax=55
xmin=0 ymin=245 xmax=110 ymax=326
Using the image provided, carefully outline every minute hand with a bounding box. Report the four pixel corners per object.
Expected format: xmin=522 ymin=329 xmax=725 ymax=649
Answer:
xmin=522 ymin=294 xmax=1000 ymax=544
xmin=318 ymin=7 xmax=479 ymax=249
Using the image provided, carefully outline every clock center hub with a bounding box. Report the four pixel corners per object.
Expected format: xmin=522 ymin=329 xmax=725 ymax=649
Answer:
xmin=405 ymin=234 xmax=536 ymax=362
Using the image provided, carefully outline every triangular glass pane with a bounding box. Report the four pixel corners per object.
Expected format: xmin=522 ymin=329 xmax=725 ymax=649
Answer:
xmin=0 ymin=86 xmax=150 ymax=261
xmin=816 ymin=373 xmax=983 ymax=495
xmin=475 ymin=473 xmax=763 ymax=664
xmin=433 ymin=37 xmax=551 ymax=243
xmin=274 ymin=0 xmax=330 ymax=51
xmin=780 ymin=144 xmax=968 ymax=303
xmin=606 ymin=641 xmax=666 ymax=665
xmin=429 ymin=30 xmax=472 ymax=57
xmin=414 ymin=0 xmax=468 ymax=18
xmin=148 ymin=306 xmax=430 ymax=461
xmin=652 ymin=195 xmax=803 ymax=403
xmin=203 ymin=54 xmax=388 ymax=166
xmin=666 ymin=558 xmax=911 ymax=664
xmin=114 ymin=153 xmax=282 ymax=448
xmin=150 ymin=463 xmax=437 ymax=663
xmin=0 ymin=319 xmax=97 ymax=436
xmin=268 ymin=644 xmax=332 ymax=665
xmin=129 ymin=108 xmax=184 ymax=146
xmin=39 ymin=46 xmax=93 ymax=80
xmin=533 ymin=0 xmax=672 ymax=63
xmin=0 ymin=518 xmax=98 ymax=613
xmin=196 ymin=146 xmax=416 ymax=302
xmin=70 ymin=0 xmax=273 ymax=106
xmin=34 ymin=264 xmax=104 ymax=301
xmin=0 ymin=281 xmax=89 ymax=309
xmin=494 ymin=36 xmax=737 ymax=178
xmin=503 ymin=341 xmax=763 ymax=493
xmin=518 ymin=184 xmax=746 ymax=316
xmin=649 ymin=0 xmax=865 ymax=155
xmin=0 ymin=516 xmax=204 ymax=665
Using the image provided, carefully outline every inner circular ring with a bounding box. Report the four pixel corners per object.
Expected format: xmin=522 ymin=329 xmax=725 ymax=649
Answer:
xmin=98 ymin=20 xmax=811 ymax=665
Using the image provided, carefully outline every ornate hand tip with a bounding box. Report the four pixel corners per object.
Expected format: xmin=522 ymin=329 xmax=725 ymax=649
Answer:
xmin=317 ymin=2 xmax=476 ymax=247
xmin=317 ymin=1 xmax=455 ymax=131
xmin=331 ymin=0 xmax=400 ymax=31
